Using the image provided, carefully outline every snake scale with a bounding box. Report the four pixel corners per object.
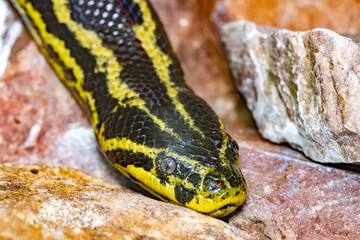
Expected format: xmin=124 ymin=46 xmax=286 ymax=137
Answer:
xmin=9 ymin=0 xmax=247 ymax=217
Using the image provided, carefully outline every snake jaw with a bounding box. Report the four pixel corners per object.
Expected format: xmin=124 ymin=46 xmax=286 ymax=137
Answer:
xmin=208 ymin=204 xmax=239 ymax=218
xmin=177 ymin=164 xmax=247 ymax=217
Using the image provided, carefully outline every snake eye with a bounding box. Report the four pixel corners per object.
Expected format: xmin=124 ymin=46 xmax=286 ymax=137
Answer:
xmin=160 ymin=157 xmax=176 ymax=175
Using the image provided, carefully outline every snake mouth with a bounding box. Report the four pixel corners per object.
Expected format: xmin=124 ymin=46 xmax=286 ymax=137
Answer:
xmin=208 ymin=204 xmax=238 ymax=218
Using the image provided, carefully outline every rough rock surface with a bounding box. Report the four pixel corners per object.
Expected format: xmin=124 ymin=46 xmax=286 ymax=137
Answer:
xmin=2 ymin=0 xmax=360 ymax=239
xmin=221 ymin=21 xmax=360 ymax=164
xmin=213 ymin=0 xmax=360 ymax=33
xmin=232 ymin=130 xmax=360 ymax=240
xmin=0 ymin=163 xmax=249 ymax=240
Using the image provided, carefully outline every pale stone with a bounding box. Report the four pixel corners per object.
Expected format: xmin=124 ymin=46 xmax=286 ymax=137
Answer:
xmin=221 ymin=20 xmax=360 ymax=164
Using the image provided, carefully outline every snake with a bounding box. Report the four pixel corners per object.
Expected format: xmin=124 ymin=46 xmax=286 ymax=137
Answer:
xmin=9 ymin=0 xmax=247 ymax=218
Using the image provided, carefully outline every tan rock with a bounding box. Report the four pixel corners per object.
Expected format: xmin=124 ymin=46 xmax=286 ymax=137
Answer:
xmin=0 ymin=163 xmax=249 ymax=240
xmin=3 ymin=0 xmax=360 ymax=239
xmin=221 ymin=20 xmax=360 ymax=164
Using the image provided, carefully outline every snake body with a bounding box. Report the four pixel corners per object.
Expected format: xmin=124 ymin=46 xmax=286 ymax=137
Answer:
xmin=10 ymin=0 xmax=247 ymax=217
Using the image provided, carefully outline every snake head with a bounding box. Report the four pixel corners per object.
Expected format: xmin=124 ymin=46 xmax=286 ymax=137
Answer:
xmin=105 ymin=114 xmax=246 ymax=218
xmin=140 ymin=130 xmax=247 ymax=218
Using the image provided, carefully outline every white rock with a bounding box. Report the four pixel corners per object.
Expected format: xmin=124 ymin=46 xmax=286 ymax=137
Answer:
xmin=222 ymin=20 xmax=360 ymax=164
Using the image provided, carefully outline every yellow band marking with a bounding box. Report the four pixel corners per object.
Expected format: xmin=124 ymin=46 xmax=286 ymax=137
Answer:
xmin=98 ymin=122 xmax=198 ymax=173
xmin=19 ymin=1 xmax=85 ymax=100
xmin=219 ymin=132 xmax=229 ymax=160
xmin=115 ymin=163 xmax=243 ymax=216
xmin=13 ymin=0 xmax=66 ymax=82
xmin=15 ymin=0 xmax=246 ymax=217
xmin=99 ymin=119 xmax=230 ymax=214
xmin=17 ymin=0 xmax=100 ymax=128
xmin=97 ymin=121 xmax=206 ymax=184
xmin=53 ymin=0 xmax=180 ymax=140
xmin=132 ymin=0 xmax=204 ymax=137
xmin=98 ymin=123 xmax=164 ymax=159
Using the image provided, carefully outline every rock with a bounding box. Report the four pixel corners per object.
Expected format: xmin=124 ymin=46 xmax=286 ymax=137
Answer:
xmin=212 ymin=2 xmax=360 ymax=236
xmin=0 ymin=0 xmax=22 ymax=77
xmin=0 ymin=163 xmax=250 ymax=240
xmin=212 ymin=0 xmax=360 ymax=33
xmin=2 ymin=0 xmax=360 ymax=239
xmin=220 ymin=20 xmax=360 ymax=164
xmin=232 ymin=129 xmax=360 ymax=239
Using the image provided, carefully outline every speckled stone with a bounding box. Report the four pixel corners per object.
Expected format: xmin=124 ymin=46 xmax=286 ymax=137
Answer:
xmin=232 ymin=129 xmax=360 ymax=239
xmin=220 ymin=20 xmax=360 ymax=164
xmin=0 ymin=163 xmax=250 ymax=240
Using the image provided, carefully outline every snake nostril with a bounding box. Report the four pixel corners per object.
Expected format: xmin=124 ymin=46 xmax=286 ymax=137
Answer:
xmin=204 ymin=174 xmax=225 ymax=193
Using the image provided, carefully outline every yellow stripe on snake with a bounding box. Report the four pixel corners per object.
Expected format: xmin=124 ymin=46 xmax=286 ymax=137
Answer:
xmin=9 ymin=0 xmax=247 ymax=217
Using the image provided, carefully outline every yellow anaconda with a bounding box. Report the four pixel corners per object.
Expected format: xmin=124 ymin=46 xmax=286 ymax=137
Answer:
xmin=9 ymin=0 xmax=247 ymax=217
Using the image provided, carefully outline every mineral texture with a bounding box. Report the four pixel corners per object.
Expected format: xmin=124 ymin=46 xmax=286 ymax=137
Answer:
xmin=2 ymin=0 xmax=360 ymax=239
xmin=231 ymin=130 xmax=360 ymax=240
xmin=213 ymin=0 xmax=360 ymax=33
xmin=0 ymin=163 xmax=249 ymax=240
xmin=221 ymin=20 xmax=360 ymax=164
